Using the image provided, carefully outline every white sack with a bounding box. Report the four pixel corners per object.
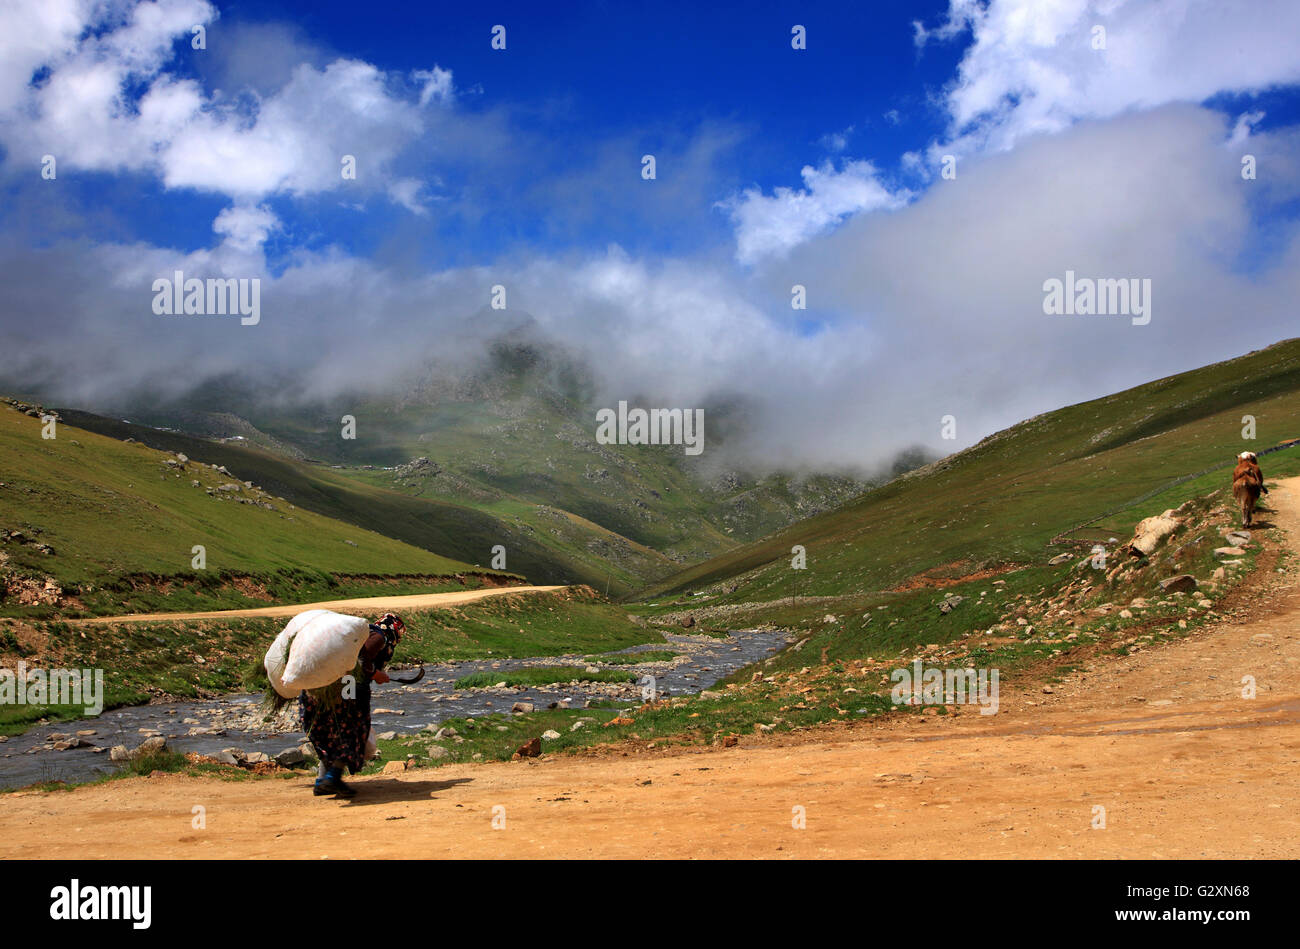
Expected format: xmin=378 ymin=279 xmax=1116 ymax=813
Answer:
xmin=280 ymin=611 xmax=371 ymax=693
xmin=264 ymin=609 xmax=330 ymax=699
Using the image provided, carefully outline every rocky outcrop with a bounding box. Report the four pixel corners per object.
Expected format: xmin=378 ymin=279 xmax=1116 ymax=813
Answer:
xmin=395 ymin=457 xmax=441 ymax=479
xmin=1126 ymin=510 xmax=1182 ymax=557
xmin=1158 ymin=574 xmax=1199 ymax=593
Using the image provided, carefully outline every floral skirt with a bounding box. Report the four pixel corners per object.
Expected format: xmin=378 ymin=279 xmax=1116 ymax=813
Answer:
xmin=300 ymin=679 xmax=371 ymax=775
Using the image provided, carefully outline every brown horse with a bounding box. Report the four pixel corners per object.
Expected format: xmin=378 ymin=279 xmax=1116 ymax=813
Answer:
xmin=1231 ymin=452 xmax=1267 ymax=527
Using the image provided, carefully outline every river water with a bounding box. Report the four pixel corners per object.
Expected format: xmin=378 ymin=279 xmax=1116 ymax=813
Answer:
xmin=0 ymin=628 xmax=790 ymax=789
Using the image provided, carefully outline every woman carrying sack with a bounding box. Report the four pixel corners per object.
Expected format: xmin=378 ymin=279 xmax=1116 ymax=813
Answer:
xmin=302 ymin=612 xmax=406 ymax=797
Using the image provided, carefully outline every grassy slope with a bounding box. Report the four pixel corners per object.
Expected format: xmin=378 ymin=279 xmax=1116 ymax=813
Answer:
xmin=363 ymin=445 xmax=1300 ymax=773
xmin=342 ymin=407 xmax=874 ymax=567
xmin=12 ymin=342 xmax=1299 ymax=767
xmin=638 ymin=339 xmax=1300 ymax=606
xmin=64 ymin=338 xmax=873 ymax=586
xmin=53 ymin=408 xmax=660 ymax=594
xmin=224 ymin=340 xmax=873 ymax=562
xmin=0 ymin=405 xmax=506 ymax=616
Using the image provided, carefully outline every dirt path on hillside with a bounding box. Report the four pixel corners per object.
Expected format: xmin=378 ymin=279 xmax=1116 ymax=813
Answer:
xmin=6 ymin=485 xmax=1300 ymax=859
xmin=73 ymin=585 xmax=565 ymax=625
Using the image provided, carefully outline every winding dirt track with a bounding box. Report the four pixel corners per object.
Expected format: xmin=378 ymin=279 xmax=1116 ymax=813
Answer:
xmin=5 ymin=487 xmax=1300 ymax=859
xmin=74 ymin=584 xmax=564 ymax=624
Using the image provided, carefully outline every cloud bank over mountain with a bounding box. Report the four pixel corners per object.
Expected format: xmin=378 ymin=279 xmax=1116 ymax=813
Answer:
xmin=1 ymin=0 xmax=1298 ymax=473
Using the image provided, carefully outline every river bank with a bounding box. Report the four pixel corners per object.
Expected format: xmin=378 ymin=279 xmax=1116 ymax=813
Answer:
xmin=0 ymin=627 xmax=790 ymax=789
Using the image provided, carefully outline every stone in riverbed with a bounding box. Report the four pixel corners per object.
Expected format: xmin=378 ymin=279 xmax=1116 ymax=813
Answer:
xmin=274 ymin=747 xmax=307 ymax=767
xmin=109 ymin=736 xmax=166 ymax=762
xmin=135 ymin=736 xmax=167 ymax=756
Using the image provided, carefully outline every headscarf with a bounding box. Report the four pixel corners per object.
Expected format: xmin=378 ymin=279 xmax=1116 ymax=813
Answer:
xmin=373 ymin=612 xmax=406 ymax=642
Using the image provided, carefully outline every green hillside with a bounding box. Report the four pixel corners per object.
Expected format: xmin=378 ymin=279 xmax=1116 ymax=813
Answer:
xmin=46 ymin=332 xmax=879 ymax=593
xmin=0 ymin=401 xmax=513 ymax=618
xmin=638 ymin=338 xmax=1300 ymax=607
xmin=52 ymin=407 xmax=674 ymax=595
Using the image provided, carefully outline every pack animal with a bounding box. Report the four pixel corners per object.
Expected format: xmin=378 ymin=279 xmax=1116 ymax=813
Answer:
xmin=1231 ymin=451 xmax=1267 ymax=527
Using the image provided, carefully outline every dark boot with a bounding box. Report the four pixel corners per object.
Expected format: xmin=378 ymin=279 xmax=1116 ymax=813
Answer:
xmin=313 ymin=765 xmax=357 ymax=797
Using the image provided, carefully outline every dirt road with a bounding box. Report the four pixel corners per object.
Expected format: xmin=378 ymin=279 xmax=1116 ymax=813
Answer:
xmin=5 ymin=487 xmax=1300 ymax=859
xmin=74 ymin=584 xmax=565 ymax=625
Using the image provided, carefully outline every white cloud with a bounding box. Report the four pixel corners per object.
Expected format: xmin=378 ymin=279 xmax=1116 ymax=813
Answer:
xmin=760 ymin=104 xmax=1300 ymax=459
xmin=0 ymin=0 xmax=453 ymax=213
xmin=721 ymin=161 xmax=910 ymax=266
xmin=386 ymin=177 xmax=429 ymax=214
xmin=727 ymin=0 xmax=1300 ymax=273
xmin=11 ymin=103 xmax=1296 ymax=474
xmin=0 ymin=0 xmax=216 ymax=171
xmin=157 ymin=58 xmax=428 ymax=198
xmin=212 ymin=203 xmax=279 ymax=253
xmin=818 ymin=125 xmax=854 ymax=153
xmin=0 ymin=0 xmax=86 ymax=112
xmin=2 ymin=0 xmax=1300 ymax=479
xmin=415 ymin=67 xmax=454 ymax=106
xmin=919 ymin=0 xmax=1300 ymax=158
xmin=1227 ymin=109 xmax=1266 ymax=147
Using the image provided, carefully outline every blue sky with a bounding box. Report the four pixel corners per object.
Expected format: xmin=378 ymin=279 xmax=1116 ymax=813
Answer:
xmin=6 ymin=0 xmax=1299 ymax=267
xmin=2 ymin=0 xmax=1299 ymax=471
xmin=15 ymin=1 xmax=972 ymax=268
